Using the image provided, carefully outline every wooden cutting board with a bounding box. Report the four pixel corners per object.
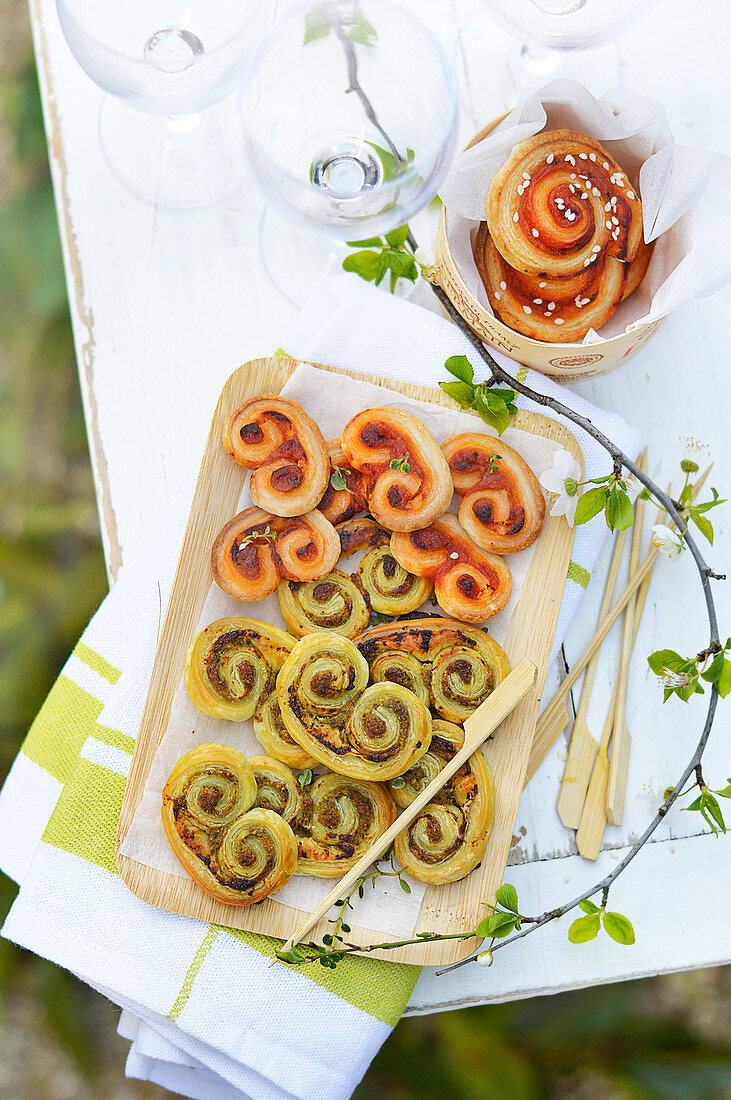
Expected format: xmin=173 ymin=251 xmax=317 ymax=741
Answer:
xmin=115 ymin=356 xmax=580 ymax=965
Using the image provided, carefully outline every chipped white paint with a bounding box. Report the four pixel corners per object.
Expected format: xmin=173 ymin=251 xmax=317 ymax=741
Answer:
xmin=30 ymin=0 xmax=731 ymax=1007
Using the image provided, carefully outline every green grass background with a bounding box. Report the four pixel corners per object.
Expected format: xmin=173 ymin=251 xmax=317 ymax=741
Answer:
xmin=0 ymin=5 xmax=729 ymax=1097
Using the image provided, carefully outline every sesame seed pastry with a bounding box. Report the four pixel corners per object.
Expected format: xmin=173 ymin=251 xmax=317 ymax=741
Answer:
xmin=354 ymin=617 xmax=511 ymax=726
xmin=211 ymin=506 xmax=340 ymax=602
xmin=317 ymin=441 xmax=368 ymax=525
xmin=161 ymin=743 xmax=298 ymax=905
xmin=340 ymin=406 xmax=453 ymax=532
xmin=276 ymin=633 xmax=432 ymax=781
xmin=441 ymin=432 xmax=545 ymax=555
xmin=223 ymin=395 xmax=329 ymax=517
xmin=277 ymin=568 xmax=371 ymax=639
xmin=185 ymin=617 xmax=296 ymax=722
xmin=390 ymin=513 xmax=513 ymax=624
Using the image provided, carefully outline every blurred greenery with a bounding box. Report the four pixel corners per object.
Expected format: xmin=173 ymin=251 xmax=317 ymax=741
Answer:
xmin=0 ymin=11 xmax=729 ymax=1100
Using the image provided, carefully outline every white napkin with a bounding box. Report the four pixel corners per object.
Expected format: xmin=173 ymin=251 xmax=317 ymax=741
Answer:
xmin=0 ymin=277 xmax=640 ymax=1100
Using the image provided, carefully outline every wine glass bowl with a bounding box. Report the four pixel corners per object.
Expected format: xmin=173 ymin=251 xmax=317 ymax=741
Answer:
xmin=483 ymin=0 xmax=658 ymax=52
xmin=240 ymin=0 xmax=459 ymax=241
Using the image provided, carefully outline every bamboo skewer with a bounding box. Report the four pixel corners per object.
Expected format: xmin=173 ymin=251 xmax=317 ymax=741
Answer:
xmin=276 ymin=659 xmax=538 ymax=960
xmin=556 ymin=526 xmax=629 ymax=828
xmin=606 ymin=460 xmax=648 ymax=825
xmin=526 ymin=464 xmax=712 ymax=782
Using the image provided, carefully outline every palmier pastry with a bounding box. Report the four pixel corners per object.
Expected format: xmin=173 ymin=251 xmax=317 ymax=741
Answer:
xmin=249 ymin=754 xmax=303 ymax=829
xmin=317 ymin=442 xmax=368 ymax=524
xmin=487 ymin=129 xmax=642 ymax=279
xmin=340 ymin=407 xmax=453 ymax=531
xmin=393 ymin=736 xmax=494 ymax=885
xmin=388 ymin=720 xmax=465 ymax=808
xmin=212 ymin=506 xmax=340 ymax=602
xmin=358 ymin=544 xmax=433 ymax=615
xmin=441 ymin=432 xmax=545 ymax=555
xmin=223 ymin=396 xmax=329 ymax=517
xmin=185 ymin=617 xmax=295 ymax=721
xmin=336 ymin=517 xmax=391 ymax=558
xmin=297 ymin=772 xmax=397 ymax=877
xmin=277 ymin=569 xmax=370 ymax=639
xmin=621 ymin=236 xmax=654 ymax=301
xmin=277 ymin=633 xmax=432 ymax=781
xmin=253 ymin=694 xmax=317 ymax=770
xmin=475 ymin=227 xmax=628 ymax=342
xmin=162 ymin=743 xmax=297 ymax=905
xmin=355 ymin=617 xmax=511 ymax=725
xmin=390 ymin=513 xmax=512 ymax=624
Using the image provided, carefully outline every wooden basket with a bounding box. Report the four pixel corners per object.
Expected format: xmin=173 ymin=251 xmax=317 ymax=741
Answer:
xmin=434 ymin=117 xmax=662 ymax=383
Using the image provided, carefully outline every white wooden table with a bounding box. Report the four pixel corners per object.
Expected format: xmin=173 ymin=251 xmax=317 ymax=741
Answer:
xmin=31 ymin=0 xmax=731 ymax=1014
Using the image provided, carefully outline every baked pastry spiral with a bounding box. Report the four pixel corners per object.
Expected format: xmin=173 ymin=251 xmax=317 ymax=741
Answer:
xmin=185 ymin=617 xmax=295 ymax=721
xmin=277 ymin=569 xmax=370 ymax=639
xmin=390 ymin=513 xmax=512 ymax=624
xmin=223 ymin=396 xmax=329 ymax=517
xmin=252 ymin=694 xmax=318 ymax=770
xmin=336 ymin=517 xmax=391 ymax=558
xmin=340 ymin=407 xmax=453 ymax=531
xmin=249 ymin=754 xmax=303 ymax=829
xmin=297 ymin=772 xmax=397 ymax=877
xmin=388 ymin=719 xmax=464 ymax=808
xmin=355 ymin=617 xmax=511 ymax=725
xmin=441 ymin=433 xmax=545 ymax=555
xmin=394 ymin=738 xmax=494 ymax=885
xmin=317 ymin=442 xmax=368 ymax=525
xmin=358 ymin=544 xmax=433 ymax=615
xmin=276 ymin=633 xmax=432 ymax=780
xmin=487 ymin=129 xmax=643 ymax=279
xmin=211 ymin=506 xmax=340 ymax=602
xmin=475 ymin=226 xmax=628 ymax=342
xmin=162 ymin=743 xmax=297 ymax=905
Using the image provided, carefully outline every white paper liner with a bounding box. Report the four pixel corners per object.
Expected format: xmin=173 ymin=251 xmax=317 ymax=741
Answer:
xmin=121 ymin=363 xmax=562 ymax=939
xmin=440 ymin=79 xmax=731 ymax=344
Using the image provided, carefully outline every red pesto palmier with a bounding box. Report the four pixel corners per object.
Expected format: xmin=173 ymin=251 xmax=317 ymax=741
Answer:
xmin=317 ymin=440 xmax=368 ymax=525
xmin=487 ymin=129 xmax=643 ymax=280
xmin=223 ymin=395 xmax=329 ymax=517
xmin=211 ymin=506 xmax=340 ymax=602
xmin=390 ymin=512 xmax=512 ymax=624
xmin=474 ymin=226 xmax=627 ymax=342
xmin=335 ymin=517 xmax=391 ymax=558
xmin=441 ymin=432 xmax=545 ymax=555
xmin=340 ymin=407 xmax=453 ymax=532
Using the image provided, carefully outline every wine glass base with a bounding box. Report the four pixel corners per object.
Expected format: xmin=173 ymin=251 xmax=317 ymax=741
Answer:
xmin=259 ymin=208 xmax=416 ymax=308
xmin=98 ymin=96 xmax=245 ymax=208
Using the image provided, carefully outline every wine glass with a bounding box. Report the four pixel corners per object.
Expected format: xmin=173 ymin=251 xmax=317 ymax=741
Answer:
xmin=56 ymin=0 xmax=274 ymax=207
xmin=238 ymin=0 xmax=459 ymax=305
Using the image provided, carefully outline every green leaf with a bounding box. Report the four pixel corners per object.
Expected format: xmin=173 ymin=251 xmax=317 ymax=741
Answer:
xmin=647 ymin=649 xmax=685 ymax=675
xmin=347 ymin=236 xmax=383 ymax=248
xmin=440 ymin=380 xmax=474 ymax=410
xmin=330 ymin=467 xmax=348 ymax=492
xmin=374 ymin=250 xmax=389 ymax=286
xmin=689 ymin=488 xmax=725 ymax=514
xmin=714 ymin=780 xmax=731 ymax=798
xmin=605 ymin=487 xmax=634 ymax=531
xmin=602 ymin=911 xmax=635 ymax=945
xmin=476 ymin=911 xmax=518 ymax=939
xmin=276 ymin=948 xmax=306 ymax=964
xmin=495 ymin=883 xmax=519 ymax=914
xmin=303 ymin=8 xmax=332 ymax=44
xmin=385 ymin=225 xmax=409 ymax=248
xmin=688 ymin=511 xmax=714 ymax=544
xmin=347 ymin=13 xmax=378 ymax=46
xmin=574 ymin=487 xmax=608 ymax=526
xmin=568 ymin=913 xmax=601 ymax=943
xmin=400 ymin=879 xmax=411 ymax=893
xmin=342 ymin=250 xmax=381 ymax=281
xmin=700 ymin=654 xmax=731 ymax=697
xmin=702 ymin=792 xmax=726 ymax=834
xmin=444 ymin=354 xmax=474 ymax=385
xmin=579 ymin=899 xmax=600 ymax=914
xmin=387 ymin=250 xmax=418 ymax=279
xmin=390 ymin=775 xmax=405 ymax=788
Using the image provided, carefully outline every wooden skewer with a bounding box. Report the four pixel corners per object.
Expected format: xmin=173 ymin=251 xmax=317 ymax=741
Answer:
xmin=276 ymin=659 xmax=537 ymax=960
xmin=526 ymin=464 xmax=712 ymax=782
xmin=606 ymin=456 xmax=648 ymax=825
xmin=556 ymin=525 xmax=630 ymax=828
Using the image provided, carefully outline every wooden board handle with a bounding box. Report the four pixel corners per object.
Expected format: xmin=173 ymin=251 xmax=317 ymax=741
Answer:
xmin=277 ymin=658 xmax=538 ymax=959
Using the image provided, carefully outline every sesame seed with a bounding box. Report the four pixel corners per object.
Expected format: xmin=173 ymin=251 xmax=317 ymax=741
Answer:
xmin=606 ymin=221 xmax=612 ymax=229
xmin=570 ymin=173 xmax=577 ymax=179
xmin=523 ymin=305 xmax=532 ymax=314
xmin=494 ymin=291 xmax=501 ymax=300
xmin=517 ymin=185 xmax=524 ymax=195
xmin=532 ymin=228 xmax=539 ymax=237
xmin=605 ymin=202 xmax=612 ymax=211
xmin=612 ymin=217 xmax=619 ymax=225
xmin=592 ymin=245 xmax=601 ymax=253
xmin=548 ymin=301 xmax=555 ymax=310
xmin=579 ymin=153 xmax=587 ymax=159
xmin=523 ymin=171 xmax=531 ymax=179
xmin=533 ymin=298 xmax=543 ymax=304
xmin=449 ymin=552 xmax=459 ymax=559
xmin=500 ymin=281 xmax=507 ymax=290
xmin=592 ymin=187 xmax=601 ymax=197
xmin=581 ymin=298 xmax=591 ymax=306
xmin=513 ymin=213 xmax=519 ymax=222
xmin=546 ymin=154 xmax=554 ymax=164
xmin=581 ymin=193 xmax=588 ymax=200
xmin=566 ymin=155 xmax=576 ymax=165
xmin=539 ymin=281 xmax=547 ymax=288
xmin=590 ymin=153 xmax=596 ymax=162
xmin=584 ymin=258 xmax=591 ymax=266
xmin=554 ymin=318 xmax=564 ymax=325
xmin=627 ymin=190 xmax=636 ymax=200
xmin=603 ymin=161 xmax=609 ymax=169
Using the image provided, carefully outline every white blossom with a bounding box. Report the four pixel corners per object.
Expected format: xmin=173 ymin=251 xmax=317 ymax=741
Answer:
xmin=539 ymin=449 xmax=582 ymax=526
xmin=659 ymin=668 xmax=691 ymax=689
xmin=651 ymin=523 xmax=683 ymax=559
xmin=414 ymin=246 xmax=438 ymax=283
xmin=476 ymin=949 xmax=493 ymax=966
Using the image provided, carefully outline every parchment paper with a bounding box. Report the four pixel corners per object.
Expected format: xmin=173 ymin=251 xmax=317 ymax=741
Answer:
xmin=121 ymin=363 xmax=562 ymax=937
xmin=440 ymin=79 xmax=731 ymax=343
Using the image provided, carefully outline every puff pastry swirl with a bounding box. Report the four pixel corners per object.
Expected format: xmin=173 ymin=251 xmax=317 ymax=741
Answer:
xmin=297 ymin=772 xmax=397 ymax=877
xmin=441 ymin=432 xmax=545 ymax=555
xmin=277 ymin=569 xmax=370 ymax=639
xmin=223 ymin=396 xmax=329 ymax=517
